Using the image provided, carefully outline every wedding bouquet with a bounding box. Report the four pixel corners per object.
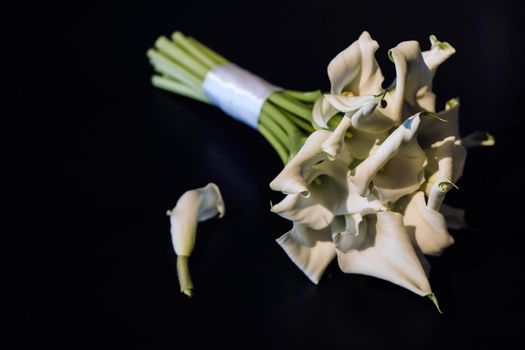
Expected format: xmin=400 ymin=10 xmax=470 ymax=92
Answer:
xmin=148 ymin=31 xmax=493 ymax=309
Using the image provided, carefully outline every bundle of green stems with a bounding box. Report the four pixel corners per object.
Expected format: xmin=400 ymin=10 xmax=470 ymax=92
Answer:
xmin=147 ymin=31 xmax=328 ymax=163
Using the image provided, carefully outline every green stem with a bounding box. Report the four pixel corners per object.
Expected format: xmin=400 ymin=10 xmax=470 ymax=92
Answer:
xmin=262 ymin=102 xmax=296 ymax=136
xmin=177 ymin=255 xmax=194 ymax=297
xmin=281 ymin=108 xmax=315 ymax=133
xmin=147 ymin=49 xmax=202 ymax=89
xmin=258 ymin=123 xmax=288 ymax=164
xmin=260 ymin=110 xmax=288 ymax=147
xmin=172 ymin=32 xmax=216 ymax=70
xmin=187 ymin=37 xmax=229 ymax=65
xmin=268 ymin=92 xmax=312 ymax=121
xmin=151 ymin=75 xmax=210 ymax=103
xmin=155 ymin=36 xmax=209 ymax=82
xmin=283 ymin=89 xmax=322 ymax=102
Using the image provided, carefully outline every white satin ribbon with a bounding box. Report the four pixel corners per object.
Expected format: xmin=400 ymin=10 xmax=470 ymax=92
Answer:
xmin=202 ymin=63 xmax=280 ymax=129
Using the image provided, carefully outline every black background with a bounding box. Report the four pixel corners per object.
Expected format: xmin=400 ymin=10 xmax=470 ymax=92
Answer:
xmin=12 ymin=1 xmax=525 ymax=349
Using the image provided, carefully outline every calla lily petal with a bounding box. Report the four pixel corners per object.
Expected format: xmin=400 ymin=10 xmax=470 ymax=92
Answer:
xmin=424 ymin=136 xmax=467 ymax=195
xmin=313 ymin=95 xmax=339 ymax=128
xmin=324 ymin=94 xmax=379 ymax=114
xmin=387 ymin=41 xmax=434 ymax=122
xmin=276 ymin=223 xmax=336 ymax=284
xmin=372 ymin=139 xmax=426 ymax=204
xmin=323 ymin=93 xmax=393 ymax=133
xmin=328 ymin=31 xmax=384 ymax=96
xmin=270 ymin=130 xmax=332 ymax=196
xmin=345 ymin=128 xmax=388 ymax=160
xmin=419 ymin=98 xmax=461 ymax=148
xmin=272 ymin=160 xmax=349 ymax=230
xmin=422 ymin=35 xmax=456 ymax=76
xmin=322 ymin=116 xmax=352 ymax=160
xmin=337 ymin=211 xmax=432 ymax=296
xmin=167 ymin=183 xmax=225 ymax=296
xmin=333 ymin=213 xmax=367 ymax=252
xmin=427 ymin=179 xmax=456 ymax=211
xmin=351 ymin=114 xmax=422 ymax=196
xmin=401 ymin=191 xmax=454 ymax=256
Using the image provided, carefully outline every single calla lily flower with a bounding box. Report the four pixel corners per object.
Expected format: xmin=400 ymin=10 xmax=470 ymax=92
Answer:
xmin=167 ymin=183 xmax=225 ymax=297
xmin=398 ymin=191 xmax=454 ymax=256
xmin=270 ymin=130 xmax=332 ymax=196
xmin=337 ymin=211 xmax=433 ymax=297
xmin=422 ymin=35 xmax=456 ymax=76
xmin=351 ymin=113 xmax=422 ymax=198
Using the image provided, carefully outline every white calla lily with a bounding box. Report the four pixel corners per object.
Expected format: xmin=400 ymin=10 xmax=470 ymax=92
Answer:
xmin=422 ymin=35 xmax=456 ymax=76
xmin=386 ymin=41 xmax=435 ymax=121
xmin=313 ymin=95 xmax=339 ymax=128
xmin=321 ymin=116 xmax=353 ymax=160
xmin=337 ymin=211 xmax=433 ymax=297
xmin=351 ymin=113 xmax=422 ymax=197
xmin=271 ymin=164 xmax=348 ymax=230
xmin=332 ymin=213 xmax=367 ymax=252
xmin=270 ymin=130 xmax=332 ymax=196
xmin=346 ymin=127 xmax=388 ymax=160
xmin=419 ymin=98 xmax=461 ymax=148
xmin=167 ymin=183 xmax=225 ymax=296
xmin=276 ymin=223 xmax=336 ymax=284
xmin=268 ymin=32 xmax=492 ymax=311
xmin=372 ymin=138 xmax=426 ymax=204
xmin=399 ymin=191 xmax=454 ymax=256
xmin=328 ymin=31 xmax=384 ymax=96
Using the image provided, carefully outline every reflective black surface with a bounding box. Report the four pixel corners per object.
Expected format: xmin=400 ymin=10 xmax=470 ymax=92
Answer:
xmin=13 ymin=1 xmax=524 ymax=349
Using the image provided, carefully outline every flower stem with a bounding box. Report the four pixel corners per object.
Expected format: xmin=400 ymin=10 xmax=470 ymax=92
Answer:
xmin=177 ymin=255 xmax=194 ymax=297
xmin=172 ymin=32 xmax=217 ymax=70
xmin=155 ymin=36 xmax=209 ymax=82
xmin=187 ymin=37 xmax=229 ymax=66
xmin=283 ymin=89 xmax=322 ymax=103
xmin=260 ymin=110 xmax=288 ymax=148
xmin=147 ymin=49 xmax=202 ymax=89
xmin=262 ymin=102 xmax=297 ymax=136
xmin=258 ymin=123 xmax=288 ymax=164
xmin=268 ymin=92 xmax=312 ymax=121
xmin=281 ymin=108 xmax=315 ymax=133
xmin=151 ymin=75 xmax=210 ymax=104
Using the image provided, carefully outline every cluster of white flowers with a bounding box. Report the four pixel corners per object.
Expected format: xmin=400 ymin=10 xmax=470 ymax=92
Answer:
xmin=270 ymin=32 xmax=470 ymax=301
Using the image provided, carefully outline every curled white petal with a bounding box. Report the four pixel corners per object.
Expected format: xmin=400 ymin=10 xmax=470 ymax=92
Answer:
xmin=270 ymin=130 xmax=331 ymax=196
xmin=427 ymin=179 xmax=455 ymax=211
xmin=372 ymin=139 xmax=426 ymax=204
xmin=321 ymin=116 xmax=352 ymax=160
xmin=346 ymin=128 xmax=387 ymax=160
xmin=276 ymin=223 xmax=336 ymax=284
xmin=271 ymin=160 xmax=349 ymax=230
xmin=351 ymin=114 xmax=422 ymax=196
xmin=328 ymin=31 xmax=384 ymax=96
xmin=422 ymin=35 xmax=456 ymax=76
xmin=332 ymin=213 xmax=367 ymax=252
xmin=167 ymin=183 xmax=224 ymax=296
xmin=167 ymin=183 xmax=225 ymax=257
xmin=337 ymin=211 xmax=432 ymax=296
xmin=424 ymin=136 xmax=467 ymax=195
xmin=324 ymin=94 xmax=379 ymax=114
xmin=402 ymin=191 xmax=454 ymax=256
xmin=418 ymin=98 xmax=461 ymax=148
xmin=386 ymin=41 xmax=434 ymax=122
xmin=313 ymin=95 xmax=339 ymax=128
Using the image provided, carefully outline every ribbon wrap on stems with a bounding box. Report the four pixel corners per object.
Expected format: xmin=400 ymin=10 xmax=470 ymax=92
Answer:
xmin=203 ymin=63 xmax=280 ymax=129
